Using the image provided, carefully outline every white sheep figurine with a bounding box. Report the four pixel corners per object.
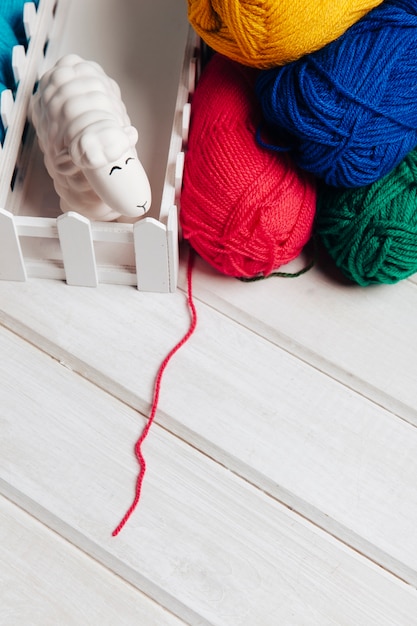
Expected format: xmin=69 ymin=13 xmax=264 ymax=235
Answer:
xmin=30 ymin=53 xmax=152 ymax=221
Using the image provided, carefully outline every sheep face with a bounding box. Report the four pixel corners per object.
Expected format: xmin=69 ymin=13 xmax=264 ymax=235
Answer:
xmin=83 ymin=149 xmax=152 ymax=218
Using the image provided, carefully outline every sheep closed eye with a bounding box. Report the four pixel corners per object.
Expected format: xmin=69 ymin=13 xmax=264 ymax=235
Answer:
xmin=109 ymin=158 xmax=135 ymax=175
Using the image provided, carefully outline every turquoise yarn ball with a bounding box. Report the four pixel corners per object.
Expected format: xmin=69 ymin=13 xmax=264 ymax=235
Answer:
xmin=0 ymin=16 xmax=18 ymax=90
xmin=2 ymin=0 xmax=40 ymax=46
xmin=0 ymin=1 xmax=41 ymax=142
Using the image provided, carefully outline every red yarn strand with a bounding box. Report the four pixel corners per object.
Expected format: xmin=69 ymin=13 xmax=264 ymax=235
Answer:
xmin=112 ymin=248 xmax=197 ymax=536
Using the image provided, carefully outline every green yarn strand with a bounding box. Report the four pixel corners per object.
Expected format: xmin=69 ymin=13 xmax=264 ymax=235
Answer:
xmin=238 ymin=238 xmax=317 ymax=282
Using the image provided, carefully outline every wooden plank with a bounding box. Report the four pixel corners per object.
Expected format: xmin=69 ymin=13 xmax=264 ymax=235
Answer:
xmin=1 ymin=325 xmax=417 ymax=625
xmin=0 ymin=495 xmax=187 ymax=626
xmin=19 ymin=259 xmax=65 ymax=280
xmin=15 ymin=215 xmax=59 ymax=238
xmin=0 ymin=274 xmax=417 ymax=586
xmin=178 ymin=253 xmax=417 ymax=425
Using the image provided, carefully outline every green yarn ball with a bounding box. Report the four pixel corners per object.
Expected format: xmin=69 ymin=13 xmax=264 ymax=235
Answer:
xmin=316 ymin=150 xmax=417 ymax=286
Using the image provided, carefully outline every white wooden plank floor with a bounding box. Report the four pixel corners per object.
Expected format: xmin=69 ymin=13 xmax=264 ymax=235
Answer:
xmin=2 ymin=1 xmax=417 ymax=625
xmin=2 ymin=243 xmax=417 ymax=625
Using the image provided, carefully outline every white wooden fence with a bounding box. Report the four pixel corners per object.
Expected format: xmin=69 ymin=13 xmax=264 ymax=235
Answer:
xmin=0 ymin=206 xmax=179 ymax=289
xmin=0 ymin=0 xmax=199 ymax=292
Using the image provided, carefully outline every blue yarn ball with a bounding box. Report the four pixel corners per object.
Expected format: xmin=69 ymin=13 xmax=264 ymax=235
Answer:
xmin=255 ymin=0 xmax=417 ymax=188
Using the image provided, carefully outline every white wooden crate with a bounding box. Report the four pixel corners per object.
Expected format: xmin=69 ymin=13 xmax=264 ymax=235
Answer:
xmin=0 ymin=0 xmax=198 ymax=291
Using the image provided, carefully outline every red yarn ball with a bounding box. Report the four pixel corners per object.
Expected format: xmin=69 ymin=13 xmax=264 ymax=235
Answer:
xmin=180 ymin=53 xmax=317 ymax=278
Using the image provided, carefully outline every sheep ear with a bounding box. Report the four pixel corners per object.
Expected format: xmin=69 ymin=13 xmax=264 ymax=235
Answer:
xmin=69 ymin=133 xmax=102 ymax=169
xmin=124 ymin=125 xmax=138 ymax=146
xmin=55 ymin=148 xmax=79 ymax=175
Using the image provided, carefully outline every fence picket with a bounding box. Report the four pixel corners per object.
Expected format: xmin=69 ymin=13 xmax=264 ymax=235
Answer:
xmin=23 ymin=2 xmax=38 ymax=41
xmin=57 ymin=212 xmax=98 ymax=287
xmin=1 ymin=90 xmax=14 ymax=132
xmin=12 ymin=46 xmax=27 ymax=85
xmin=0 ymin=209 xmax=26 ymax=281
xmin=134 ymin=217 xmax=170 ymax=292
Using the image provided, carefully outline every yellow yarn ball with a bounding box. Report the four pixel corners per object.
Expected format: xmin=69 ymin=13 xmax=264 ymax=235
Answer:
xmin=187 ymin=0 xmax=384 ymax=68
